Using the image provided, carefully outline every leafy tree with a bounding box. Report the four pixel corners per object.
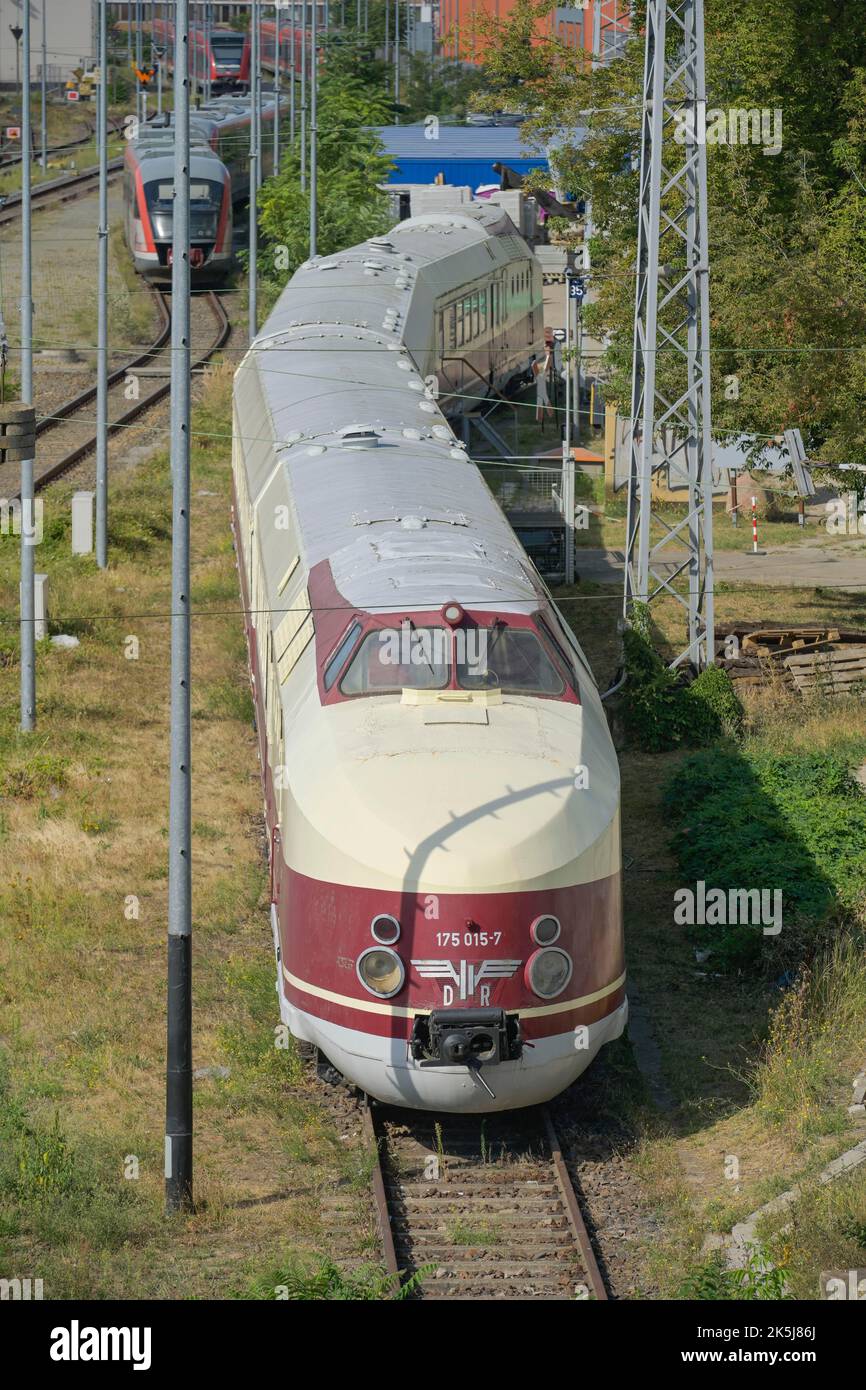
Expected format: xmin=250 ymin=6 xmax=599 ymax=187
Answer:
xmin=476 ymin=0 xmax=866 ymax=491
xmin=256 ymin=45 xmax=394 ymax=284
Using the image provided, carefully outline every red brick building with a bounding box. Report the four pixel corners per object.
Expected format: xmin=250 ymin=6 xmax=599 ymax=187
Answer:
xmin=437 ymin=0 xmax=631 ymax=64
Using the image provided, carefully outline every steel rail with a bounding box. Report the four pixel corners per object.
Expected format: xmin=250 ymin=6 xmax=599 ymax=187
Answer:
xmin=363 ymin=1101 xmax=401 ymax=1283
xmin=0 ymin=116 xmax=125 ymax=172
xmin=0 ymin=158 xmax=125 ymax=227
xmin=7 ymin=290 xmax=230 ymax=498
xmin=35 ymin=287 xmax=172 ymax=439
xmin=543 ymin=1104 xmax=609 ymax=1301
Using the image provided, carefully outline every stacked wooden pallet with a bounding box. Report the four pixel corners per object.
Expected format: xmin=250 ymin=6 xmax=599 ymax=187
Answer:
xmin=784 ymin=645 xmax=866 ymax=695
xmin=715 ymin=623 xmax=866 ymax=696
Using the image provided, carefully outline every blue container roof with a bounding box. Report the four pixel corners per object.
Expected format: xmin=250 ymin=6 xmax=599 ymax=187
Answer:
xmin=373 ymin=124 xmax=586 ymax=187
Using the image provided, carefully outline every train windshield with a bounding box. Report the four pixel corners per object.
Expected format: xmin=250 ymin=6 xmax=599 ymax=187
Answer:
xmin=337 ymin=621 xmax=569 ymax=698
xmin=456 ymin=624 xmax=566 ymax=696
xmin=145 ymin=179 xmax=223 ymax=239
xmin=341 ymin=627 xmax=449 ymax=694
xmin=210 ymin=34 xmax=244 ymax=67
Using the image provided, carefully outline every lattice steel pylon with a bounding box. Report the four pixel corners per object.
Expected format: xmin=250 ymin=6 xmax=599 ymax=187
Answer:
xmin=592 ymin=1 xmax=632 ymax=66
xmin=624 ymin=0 xmax=715 ymax=670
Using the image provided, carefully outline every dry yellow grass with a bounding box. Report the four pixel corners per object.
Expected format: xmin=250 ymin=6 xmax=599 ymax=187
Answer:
xmin=0 ymin=362 xmax=374 ymax=1299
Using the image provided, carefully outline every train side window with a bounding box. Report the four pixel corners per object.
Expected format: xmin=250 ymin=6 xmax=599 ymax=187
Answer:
xmin=472 ymin=292 xmax=480 ymax=337
xmin=464 ymin=296 xmax=472 ymax=341
xmin=480 ymin=288 xmax=487 ymax=333
xmin=448 ymin=303 xmax=457 ymax=350
xmin=324 ymin=619 xmax=363 ymax=691
xmin=537 ymin=616 xmax=578 ymax=691
xmin=456 ymin=299 xmax=464 ymax=346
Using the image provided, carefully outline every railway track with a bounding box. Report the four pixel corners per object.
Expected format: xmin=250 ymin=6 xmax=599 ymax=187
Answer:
xmin=0 ymin=157 xmax=124 ymax=228
xmin=0 ymin=158 xmax=232 ymax=498
xmin=0 ymin=116 xmax=122 ymax=172
xmin=363 ymin=1100 xmax=608 ymax=1301
xmin=14 ymin=289 xmax=231 ymax=496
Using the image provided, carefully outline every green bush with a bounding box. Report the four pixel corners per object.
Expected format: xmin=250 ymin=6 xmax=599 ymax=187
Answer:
xmin=676 ymin=1245 xmax=790 ymax=1300
xmin=620 ymin=606 xmax=742 ymax=751
xmin=237 ymin=1256 xmax=430 ymax=1301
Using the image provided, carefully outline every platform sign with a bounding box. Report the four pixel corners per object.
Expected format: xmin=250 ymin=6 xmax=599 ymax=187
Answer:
xmin=5 ymin=126 xmax=21 ymax=140
xmin=66 ymin=89 xmax=80 ymax=102
xmin=568 ymin=276 xmax=586 ymax=301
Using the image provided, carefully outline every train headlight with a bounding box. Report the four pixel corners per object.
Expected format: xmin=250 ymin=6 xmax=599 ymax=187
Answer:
xmin=530 ymin=914 xmax=561 ymax=946
xmin=370 ymin=913 xmax=400 ymax=945
xmin=357 ymin=947 xmax=405 ymax=998
xmin=526 ymin=948 xmax=572 ymax=999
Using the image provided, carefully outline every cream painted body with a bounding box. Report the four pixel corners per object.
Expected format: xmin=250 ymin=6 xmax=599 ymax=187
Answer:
xmin=276 ymin=643 xmax=620 ymax=894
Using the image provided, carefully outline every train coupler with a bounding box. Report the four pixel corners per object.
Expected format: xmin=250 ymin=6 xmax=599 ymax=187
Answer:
xmin=410 ymin=1008 xmax=522 ymax=1067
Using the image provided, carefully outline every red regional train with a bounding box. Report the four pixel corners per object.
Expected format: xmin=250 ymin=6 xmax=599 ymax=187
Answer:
xmin=152 ymin=19 xmax=247 ymax=92
xmin=122 ymin=96 xmax=283 ymax=282
xmin=238 ymin=12 xmax=331 ymax=84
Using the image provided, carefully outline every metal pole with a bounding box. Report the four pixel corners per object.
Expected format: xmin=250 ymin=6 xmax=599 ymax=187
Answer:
xmin=136 ymin=0 xmax=143 ymax=123
xmin=165 ymin=0 xmax=193 ymax=1217
xmin=40 ymin=5 xmax=47 ymax=171
xmin=255 ymin=4 xmax=263 ymax=190
xmin=385 ymin=0 xmax=389 ymax=63
xmin=574 ymin=294 xmax=581 ymax=443
xmin=205 ymin=2 xmax=211 ymax=104
xmin=96 ymin=0 xmax=109 ymax=570
xmin=290 ymin=3 xmax=295 ymax=143
xmin=310 ymin=0 xmax=317 ymax=256
xmin=273 ymin=4 xmax=280 ymax=175
xmin=20 ymin=0 xmax=35 ymax=732
xmin=249 ymin=0 xmax=259 ymax=336
xmin=300 ymin=1 xmax=306 ymax=191
xmin=393 ymin=0 xmax=399 ymax=111
xmin=563 ymin=280 xmax=575 ymax=586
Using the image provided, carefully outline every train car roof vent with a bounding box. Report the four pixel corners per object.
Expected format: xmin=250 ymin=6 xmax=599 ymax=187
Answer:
xmin=339 ymin=426 xmax=380 ymax=450
xmin=368 ymin=236 xmax=395 ymax=252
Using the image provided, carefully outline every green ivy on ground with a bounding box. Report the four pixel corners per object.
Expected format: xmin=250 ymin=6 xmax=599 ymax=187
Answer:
xmin=663 ymin=744 xmax=866 ymax=970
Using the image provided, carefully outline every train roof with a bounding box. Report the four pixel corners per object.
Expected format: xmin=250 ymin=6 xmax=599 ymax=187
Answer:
xmin=126 ymin=147 xmax=228 ymax=184
xmin=236 ymin=203 xmax=542 ymax=616
xmin=130 ymin=96 xmax=281 ymax=147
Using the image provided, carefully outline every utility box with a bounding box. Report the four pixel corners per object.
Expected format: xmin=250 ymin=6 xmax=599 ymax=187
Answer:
xmin=71 ymin=491 xmax=94 ymax=555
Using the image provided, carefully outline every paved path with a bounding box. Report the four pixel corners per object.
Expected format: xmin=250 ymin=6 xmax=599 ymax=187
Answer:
xmin=576 ymin=538 xmax=866 ymax=588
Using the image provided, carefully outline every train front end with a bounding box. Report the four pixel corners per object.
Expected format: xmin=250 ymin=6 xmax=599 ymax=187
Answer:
xmin=128 ymin=148 xmax=232 ymax=284
xmin=273 ymin=581 xmax=626 ymax=1113
xmin=207 ymin=30 xmax=247 ymax=92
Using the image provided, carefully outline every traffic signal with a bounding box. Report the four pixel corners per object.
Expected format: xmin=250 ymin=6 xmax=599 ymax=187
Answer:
xmin=134 ymin=66 xmax=156 ymax=88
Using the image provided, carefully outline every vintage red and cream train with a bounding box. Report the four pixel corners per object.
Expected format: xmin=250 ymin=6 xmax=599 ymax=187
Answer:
xmin=231 ymin=202 xmax=627 ymax=1110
